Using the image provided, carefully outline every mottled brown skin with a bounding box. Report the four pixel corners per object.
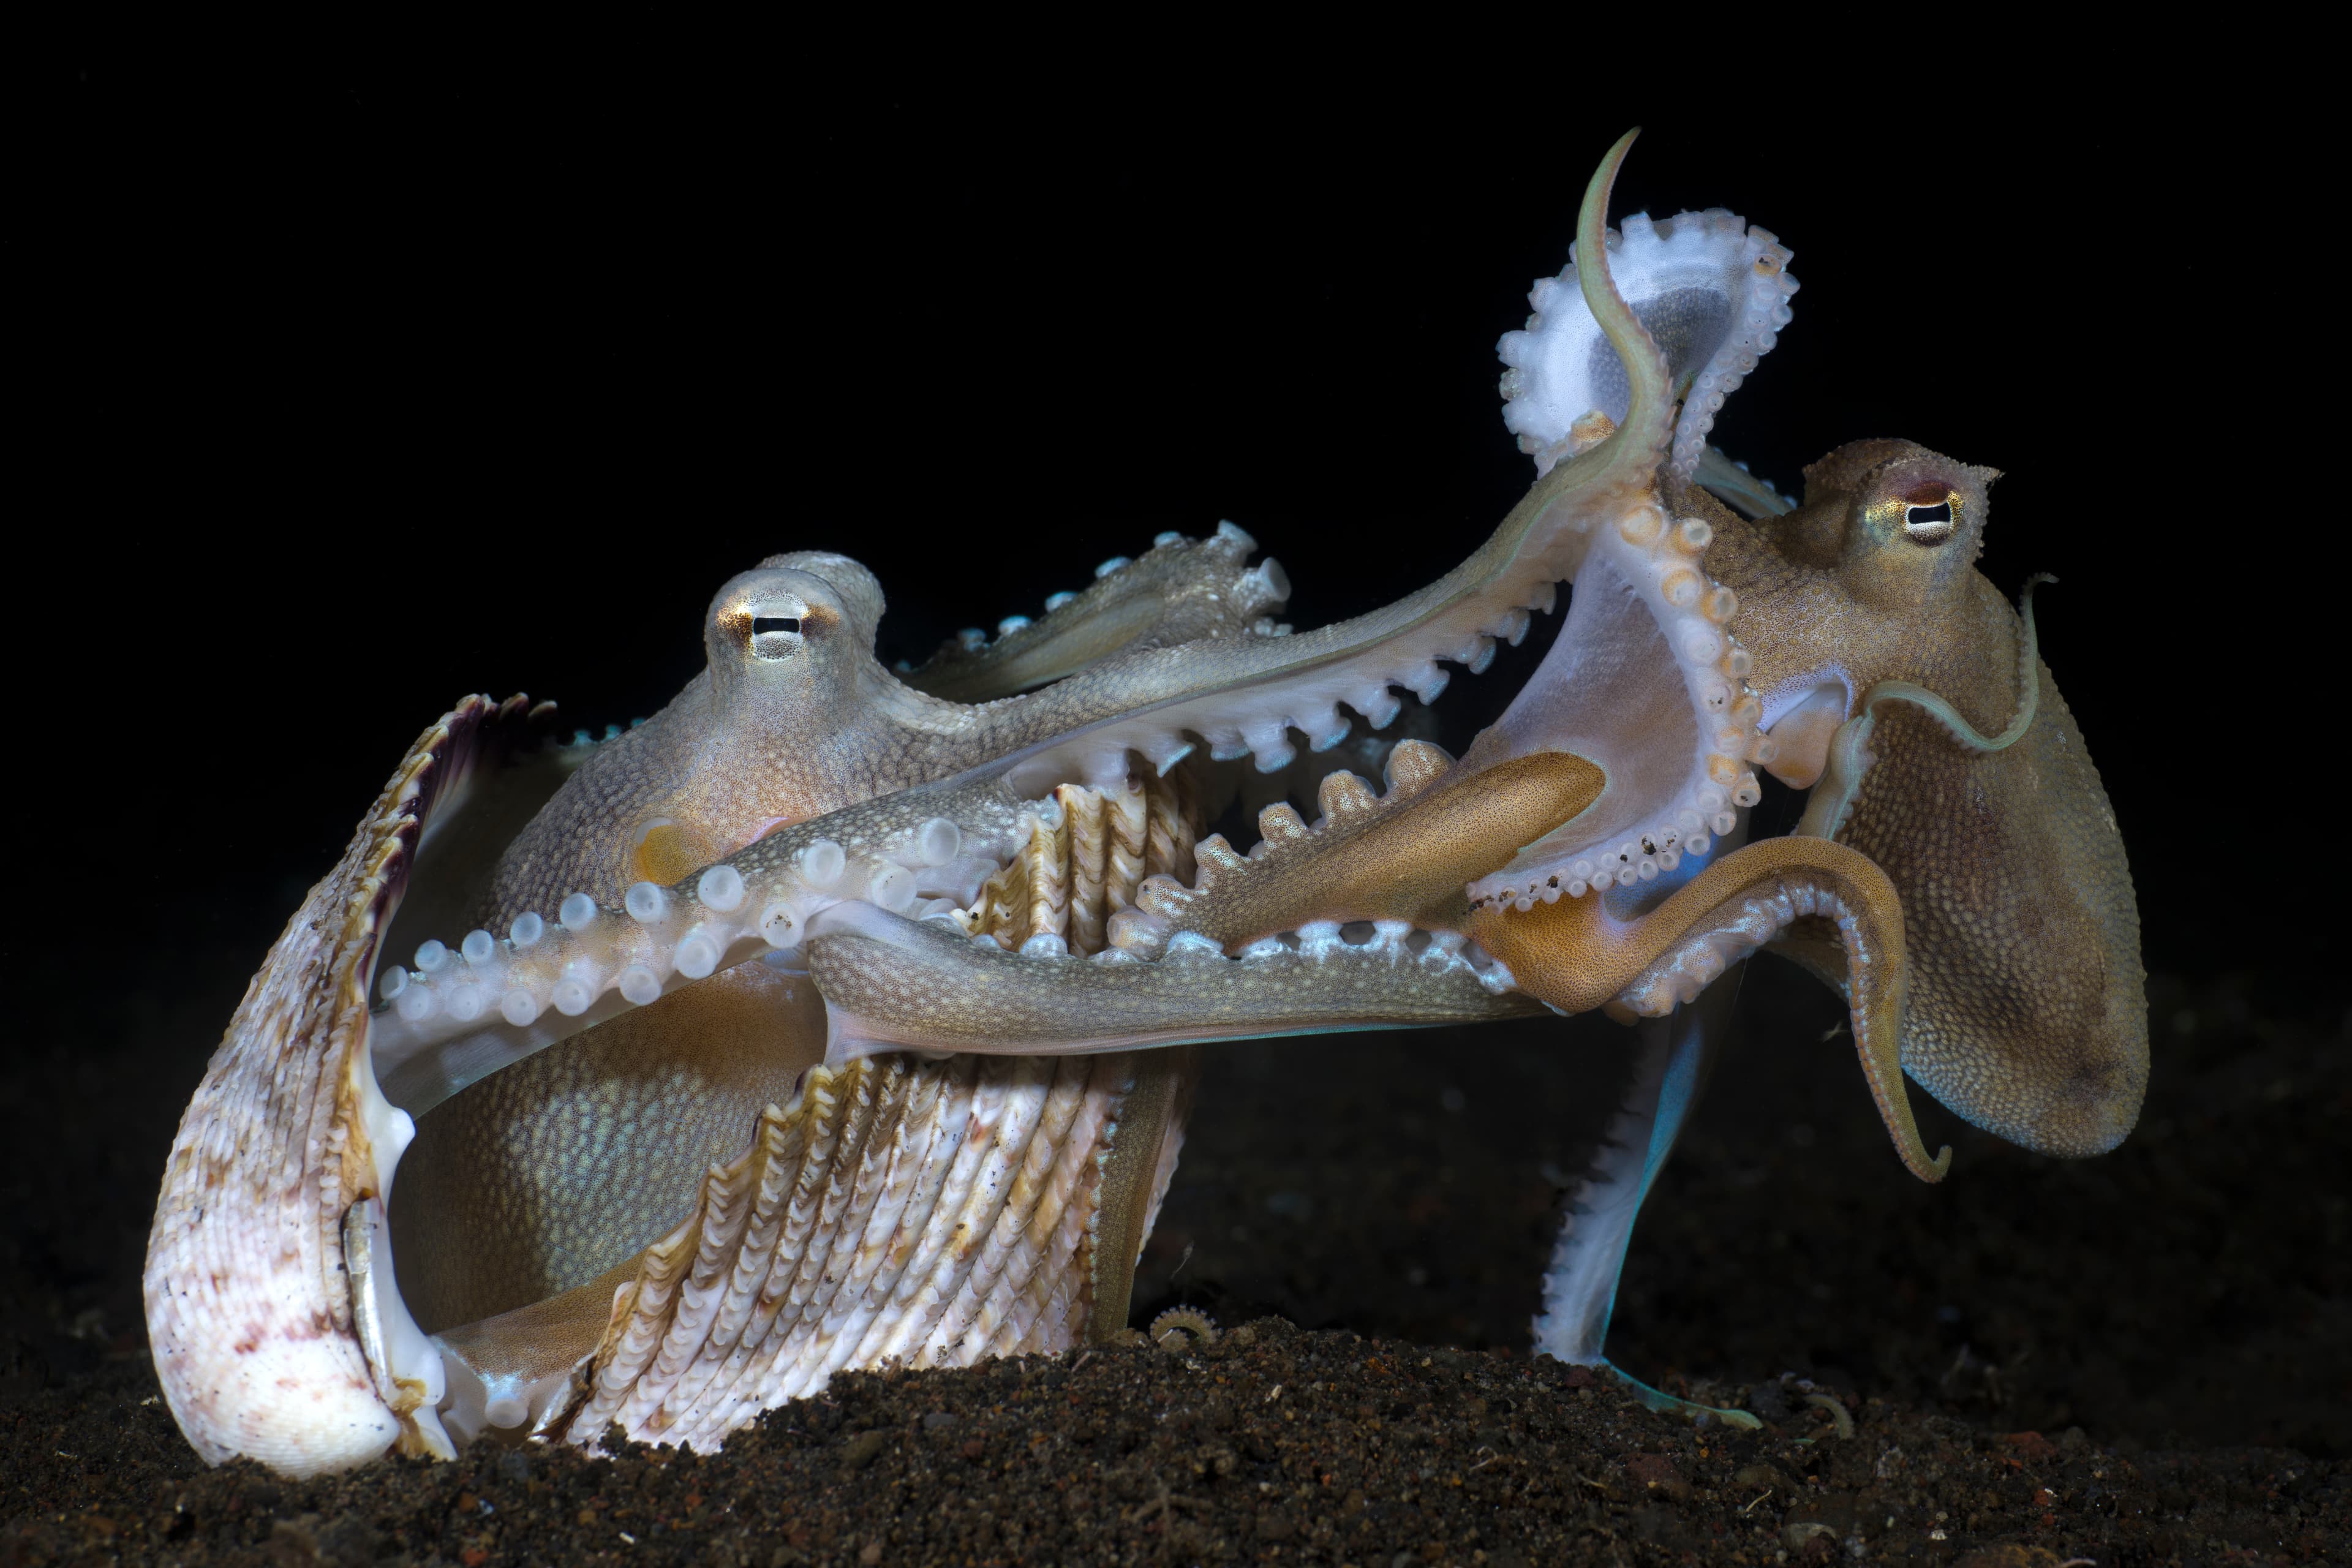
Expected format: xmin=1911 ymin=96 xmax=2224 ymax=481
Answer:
xmin=1680 ymin=440 xmax=2147 ymax=1156
xmin=1684 ymin=442 xmax=2019 ymax=745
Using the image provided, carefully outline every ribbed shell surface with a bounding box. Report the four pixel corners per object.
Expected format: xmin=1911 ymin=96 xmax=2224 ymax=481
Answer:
xmin=567 ymin=1051 xmax=1160 ymax=1451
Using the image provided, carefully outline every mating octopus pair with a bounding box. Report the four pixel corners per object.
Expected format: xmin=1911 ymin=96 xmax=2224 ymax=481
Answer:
xmin=144 ymin=133 xmax=2144 ymax=1476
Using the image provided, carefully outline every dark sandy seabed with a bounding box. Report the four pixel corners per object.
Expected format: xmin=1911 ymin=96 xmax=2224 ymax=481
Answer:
xmin=4 ymin=957 xmax=2345 ymax=1566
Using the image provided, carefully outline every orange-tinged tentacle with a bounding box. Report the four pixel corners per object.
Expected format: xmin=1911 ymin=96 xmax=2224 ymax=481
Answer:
xmin=1466 ymin=836 xmax=1950 ymax=1182
xmin=1136 ymin=748 xmax=1605 ymax=948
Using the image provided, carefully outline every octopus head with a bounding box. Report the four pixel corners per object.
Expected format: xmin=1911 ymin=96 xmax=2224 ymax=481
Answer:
xmin=1721 ymin=437 xmax=2146 ymax=1161
xmin=704 ymin=551 xmax=888 ymax=714
xmin=1792 ymin=439 xmax=2002 ymax=614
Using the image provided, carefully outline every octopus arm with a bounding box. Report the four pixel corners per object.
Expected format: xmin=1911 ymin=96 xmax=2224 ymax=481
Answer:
xmin=1691 ymin=443 xmax=1795 ymax=519
xmin=438 ymin=140 xmax=1754 ymax=1084
xmin=955 ymin=134 xmax=1689 ymax=796
xmin=1466 ymin=834 xmax=1951 ymax=1182
xmin=902 ymin=521 xmax=1292 ymax=701
xmin=802 ymin=900 xmax=1540 ymax=1061
xmin=1126 ymin=743 xmax=1604 ymax=950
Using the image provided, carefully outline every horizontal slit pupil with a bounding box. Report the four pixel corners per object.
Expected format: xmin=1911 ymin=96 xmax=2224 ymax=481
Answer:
xmin=1905 ymin=502 xmax=1952 ymax=526
xmin=753 ymin=617 xmax=802 ymax=635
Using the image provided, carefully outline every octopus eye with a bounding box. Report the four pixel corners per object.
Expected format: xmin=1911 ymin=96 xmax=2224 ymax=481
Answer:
xmin=750 ymin=615 xmax=804 ymax=660
xmin=1902 ymin=500 xmax=1955 ymax=545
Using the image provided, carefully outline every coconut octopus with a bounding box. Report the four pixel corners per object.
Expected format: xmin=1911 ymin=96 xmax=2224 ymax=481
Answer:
xmin=144 ymin=132 xmax=2144 ymax=1476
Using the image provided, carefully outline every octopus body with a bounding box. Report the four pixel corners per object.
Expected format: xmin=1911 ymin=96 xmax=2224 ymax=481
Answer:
xmin=144 ymin=132 xmax=2143 ymax=1475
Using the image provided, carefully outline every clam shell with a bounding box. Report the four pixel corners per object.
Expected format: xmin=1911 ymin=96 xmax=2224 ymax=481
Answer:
xmin=144 ymin=695 xmax=544 ymax=1474
xmin=561 ymin=1047 xmax=1190 ymax=1451
xmin=143 ymin=695 xmax=1199 ymax=1471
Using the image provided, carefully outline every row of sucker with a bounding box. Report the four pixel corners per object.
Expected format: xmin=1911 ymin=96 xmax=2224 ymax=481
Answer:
xmin=1498 ymin=208 xmax=1797 ymax=480
xmin=971 ymin=143 xmax=1675 ymax=802
xmin=1599 ymin=862 xmax=1948 ymax=1187
xmin=367 ymin=766 xmax=1202 ymax=1113
xmin=787 ymin=756 xmax=1540 ymax=1058
xmin=1609 ymin=876 xmax=1866 ymax=1023
xmin=997 ymin=573 xmax=1557 ymax=794
xmin=366 ymin=780 xmax=1034 ymax=1114
xmin=1463 ymin=496 xmax=1768 ymax=911
xmin=805 ymin=903 xmax=1536 ymax=1060
xmin=560 ymin=1050 xmax=1145 ymax=1451
xmin=902 ymin=522 xmax=1291 ymax=702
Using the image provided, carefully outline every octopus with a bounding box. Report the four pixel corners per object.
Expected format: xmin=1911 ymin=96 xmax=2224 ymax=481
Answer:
xmin=143 ymin=132 xmax=2144 ymax=1476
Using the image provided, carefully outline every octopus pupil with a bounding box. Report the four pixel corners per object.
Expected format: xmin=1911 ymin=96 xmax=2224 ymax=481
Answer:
xmin=753 ymin=616 xmax=802 ymax=635
xmin=1905 ymin=502 xmax=1952 ymax=527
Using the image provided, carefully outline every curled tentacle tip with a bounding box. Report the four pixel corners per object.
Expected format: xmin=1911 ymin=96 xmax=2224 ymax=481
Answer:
xmin=1895 ymin=1139 xmax=1954 ymax=1183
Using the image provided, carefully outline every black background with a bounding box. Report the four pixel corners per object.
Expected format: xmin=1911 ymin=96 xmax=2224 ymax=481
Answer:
xmin=9 ymin=59 xmax=2311 ymax=1244
xmin=19 ymin=64 xmax=2297 ymax=1008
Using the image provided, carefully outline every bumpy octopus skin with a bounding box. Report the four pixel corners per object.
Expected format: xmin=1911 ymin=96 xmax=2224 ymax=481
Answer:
xmin=1676 ymin=445 xmax=2147 ymax=1156
xmin=390 ymin=965 xmax=828 ymax=1333
xmin=480 ymin=534 xmax=1280 ymax=918
xmin=407 ymin=521 xmax=1526 ymax=1331
xmin=409 ymin=537 xmax=1294 ymax=1332
xmin=141 ymin=130 xmax=2149 ymax=1477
